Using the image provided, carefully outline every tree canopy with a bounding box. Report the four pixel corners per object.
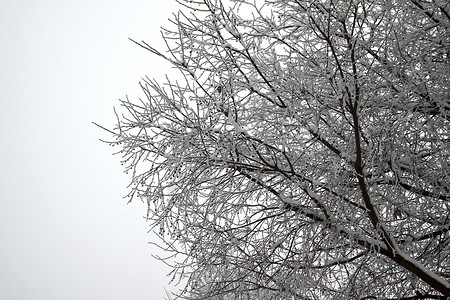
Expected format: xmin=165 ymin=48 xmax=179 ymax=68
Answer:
xmin=103 ymin=0 xmax=449 ymax=298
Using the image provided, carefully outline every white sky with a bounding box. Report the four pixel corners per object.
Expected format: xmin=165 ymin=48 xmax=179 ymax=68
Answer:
xmin=0 ymin=0 xmax=183 ymax=299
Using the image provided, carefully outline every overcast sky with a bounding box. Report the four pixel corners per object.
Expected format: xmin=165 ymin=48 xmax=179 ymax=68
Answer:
xmin=0 ymin=0 xmax=183 ymax=299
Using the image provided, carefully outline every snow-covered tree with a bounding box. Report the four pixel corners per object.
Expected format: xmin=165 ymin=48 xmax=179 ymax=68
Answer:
xmin=102 ymin=0 xmax=450 ymax=298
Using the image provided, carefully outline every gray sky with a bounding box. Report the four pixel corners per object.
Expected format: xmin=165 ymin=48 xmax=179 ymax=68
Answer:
xmin=0 ymin=0 xmax=182 ymax=299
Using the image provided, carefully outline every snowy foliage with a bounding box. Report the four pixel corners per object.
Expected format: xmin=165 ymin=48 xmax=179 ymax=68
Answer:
xmin=105 ymin=0 xmax=450 ymax=298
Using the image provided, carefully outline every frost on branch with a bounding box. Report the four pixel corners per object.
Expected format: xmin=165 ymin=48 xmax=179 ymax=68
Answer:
xmin=103 ymin=0 xmax=450 ymax=298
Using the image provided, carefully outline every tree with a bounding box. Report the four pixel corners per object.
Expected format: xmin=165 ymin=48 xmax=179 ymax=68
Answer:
xmin=102 ymin=0 xmax=450 ymax=298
